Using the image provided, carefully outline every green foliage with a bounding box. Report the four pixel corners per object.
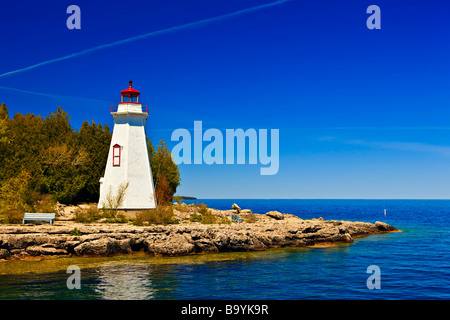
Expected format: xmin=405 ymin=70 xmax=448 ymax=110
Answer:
xmin=2 ymin=208 xmax=23 ymax=224
xmin=172 ymin=195 xmax=184 ymax=204
xmin=0 ymin=170 xmax=34 ymax=213
xmin=33 ymin=193 xmax=56 ymax=213
xmin=69 ymin=228 xmax=82 ymax=236
xmin=243 ymin=212 xmax=259 ymax=223
xmin=188 ymin=203 xmax=217 ymax=224
xmin=189 ymin=212 xmax=202 ymax=223
xmin=100 ymin=182 xmax=129 ymax=218
xmin=148 ymin=139 xmax=181 ymax=202
xmin=74 ymin=205 xmax=102 ymax=223
xmin=133 ymin=205 xmax=178 ymax=225
xmin=200 ymin=210 xmax=217 ymax=224
xmin=0 ymin=104 xmax=112 ymax=205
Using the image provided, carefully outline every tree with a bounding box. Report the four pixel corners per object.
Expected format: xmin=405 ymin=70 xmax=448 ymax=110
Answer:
xmin=73 ymin=120 xmax=112 ymax=203
xmin=0 ymin=170 xmax=34 ymax=213
xmin=155 ymin=176 xmax=172 ymax=206
xmin=0 ymin=106 xmax=113 ymax=206
xmin=148 ymin=139 xmax=181 ymax=202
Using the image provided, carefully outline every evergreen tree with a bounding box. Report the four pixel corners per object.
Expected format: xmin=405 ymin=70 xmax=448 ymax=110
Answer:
xmin=148 ymin=139 xmax=181 ymax=202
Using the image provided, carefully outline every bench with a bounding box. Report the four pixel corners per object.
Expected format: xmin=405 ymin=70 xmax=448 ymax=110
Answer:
xmin=23 ymin=213 xmax=55 ymax=225
xmin=231 ymin=214 xmax=243 ymax=223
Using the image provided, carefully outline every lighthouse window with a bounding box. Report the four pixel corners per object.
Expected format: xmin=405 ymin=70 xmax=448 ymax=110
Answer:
xmin=113 ymin=144 xmax=121 ymax=166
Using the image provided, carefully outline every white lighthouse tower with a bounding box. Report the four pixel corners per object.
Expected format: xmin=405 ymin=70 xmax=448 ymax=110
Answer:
xmin=98 ymin=81 xmax=157 ymax=210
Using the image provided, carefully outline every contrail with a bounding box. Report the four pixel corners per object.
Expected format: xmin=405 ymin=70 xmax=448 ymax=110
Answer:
xmin=0 ymin=0 xmax=292 ymax=79
xmin=0 ymin=85 xmax=109 ymax=103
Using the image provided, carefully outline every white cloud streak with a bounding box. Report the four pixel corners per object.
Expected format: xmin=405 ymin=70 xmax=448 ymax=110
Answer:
xmin=0 ymin=0 xmax=291 ymax=79
xmin=0 ymin=85 xmax=109 ymax=103
xmin=346 ymin=139 xmax=450 ymax=156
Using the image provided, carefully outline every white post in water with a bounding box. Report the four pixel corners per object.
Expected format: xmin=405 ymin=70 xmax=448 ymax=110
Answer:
xmin=98 ymin=81 xmax=157 ymax=210
xmin=384 ymin=209 xmax=386 ymax=217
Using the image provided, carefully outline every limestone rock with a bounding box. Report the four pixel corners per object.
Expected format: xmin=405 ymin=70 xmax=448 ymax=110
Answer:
xmin=26 ymin=245 xmax=67 ymax=256
xmin=0 ymin=248 xmax=11 ymax=259
xmin=375 ymin=221 xmax=398 ymax=232
xmin=144 ymin=233 xmax=195 ymax=256
xmin=74 ymin=237 xmax=131 ymax=256
xmin=266 ymin=211 xmax=284 ymax=220
xmin=232 ymin=203 xmax=241 ymax=213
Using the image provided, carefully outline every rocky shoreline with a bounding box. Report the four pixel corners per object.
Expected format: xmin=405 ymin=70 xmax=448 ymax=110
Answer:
xmin=0 ymin=208 xmax=399 ymax=261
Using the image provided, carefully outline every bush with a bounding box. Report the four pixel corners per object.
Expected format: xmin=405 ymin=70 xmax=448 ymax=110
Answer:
xmin=70 ymin=228 xmax=82 ymax=236
xmin=187 ymin=203 xmax=217 ymax=224
xmin=0 ymin=170 xmax=34 ymax=214
xmin=101 ymin=182 xmax=129 ymax=218
xmin=74 ymin=204 xmax=101 ymax=223
xmin=133 ymin=205 xmax=177 ymax=226
xmin=173 ymin=202 xmax=191 ymax=213
xmin=200 ymin=209 xmax=216 ymax=224
xmin=189 ymin=212 xmax=202 ymax=223
xmin=33 ymin=193 xmax=56 ymax=213
xmin=243 ymin=212 xmax=259 ymax=223
xmin=2 ymin=208 xmax=23 ymax=224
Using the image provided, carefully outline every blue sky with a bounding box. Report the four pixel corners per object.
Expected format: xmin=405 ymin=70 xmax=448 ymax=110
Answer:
xmin=1 ymin=0 xmax=450 ymax=199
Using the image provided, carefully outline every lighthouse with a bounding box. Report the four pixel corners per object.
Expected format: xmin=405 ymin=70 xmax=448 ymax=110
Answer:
xmin=98 ymin=81 xmax=157 ymax=210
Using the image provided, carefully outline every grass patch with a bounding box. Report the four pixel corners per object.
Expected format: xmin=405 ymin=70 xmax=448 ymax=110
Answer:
xmin=69 ymin=228 xmax=82 ymax=236
xmin=133 ymin=206 xmax=178 ymax=226
xmin=187 ymin=203 xmax=218 ymax=224
xmin=74 ymin=204 xmax=101 ymax=223
xmin=243 ymin=212 xmax=259 ymax=223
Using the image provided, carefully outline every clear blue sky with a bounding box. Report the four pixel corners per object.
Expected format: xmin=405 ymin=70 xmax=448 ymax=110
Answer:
xmin=1 ymin=0 xmax=450 ymax=199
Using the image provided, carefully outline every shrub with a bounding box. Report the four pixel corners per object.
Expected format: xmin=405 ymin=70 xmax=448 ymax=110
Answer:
xmin=218 ymin=216 xmax=231 ymax=225
xmin=173 ymin=202 xmax=191 ymax=213
xmin=0 ymin=170 xmax=34 ymax=214
xmin=70 ymin=228 xmax=82 ymax=236
xmin=133 ymin=211 xmax=148 ymax=226
xmin=186 ymin=203 xmax=217 ymax=224
xmin=104 ymin=213 xmax=129 ymax=224
xmin=74 ymin=204 xmax=101 ymax=223
xmin=200 ymin=209 xmax=216 ymax=224
xmin=133 ymin=206 xmax=177 ymax=226
xmin=189 ymin=212 xmax=202 ymax=223
xmin=243 ymin=212 xmax=259 ymax=223
xmin=2 ymin=208 xmax=23 ymax=224
xmin=101 ymin=182 xmax=129 ymax=218
xmin=33 ymin=193 xmax=56 ymax=213
xmin=172 ymin=195 xmax=183 ymax=204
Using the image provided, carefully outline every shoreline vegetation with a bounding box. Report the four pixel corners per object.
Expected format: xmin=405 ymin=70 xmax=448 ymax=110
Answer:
xmin=0 ymin=202 xmax=399 ymax=262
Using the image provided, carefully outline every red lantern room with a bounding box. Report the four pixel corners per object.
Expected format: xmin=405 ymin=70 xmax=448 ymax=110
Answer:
xmin=120 ymin=80 xmax=140 ymax=103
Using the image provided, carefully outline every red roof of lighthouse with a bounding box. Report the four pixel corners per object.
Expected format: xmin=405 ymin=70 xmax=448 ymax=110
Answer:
xmin=121 ymin=81 xmax=140 ymax=96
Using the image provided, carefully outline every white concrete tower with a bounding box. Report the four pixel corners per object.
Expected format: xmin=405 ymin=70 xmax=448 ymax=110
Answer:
xmin=98 ymin=81 xmax=157 ymax=210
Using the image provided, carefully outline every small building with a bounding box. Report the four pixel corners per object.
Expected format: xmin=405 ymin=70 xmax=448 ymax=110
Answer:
xmin=98 ymin=81 xmax=157 ymax=210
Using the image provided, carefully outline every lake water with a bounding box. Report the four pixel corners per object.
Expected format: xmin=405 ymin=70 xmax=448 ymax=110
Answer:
xmin=0 ymin=199 xmax=449 ymax=300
